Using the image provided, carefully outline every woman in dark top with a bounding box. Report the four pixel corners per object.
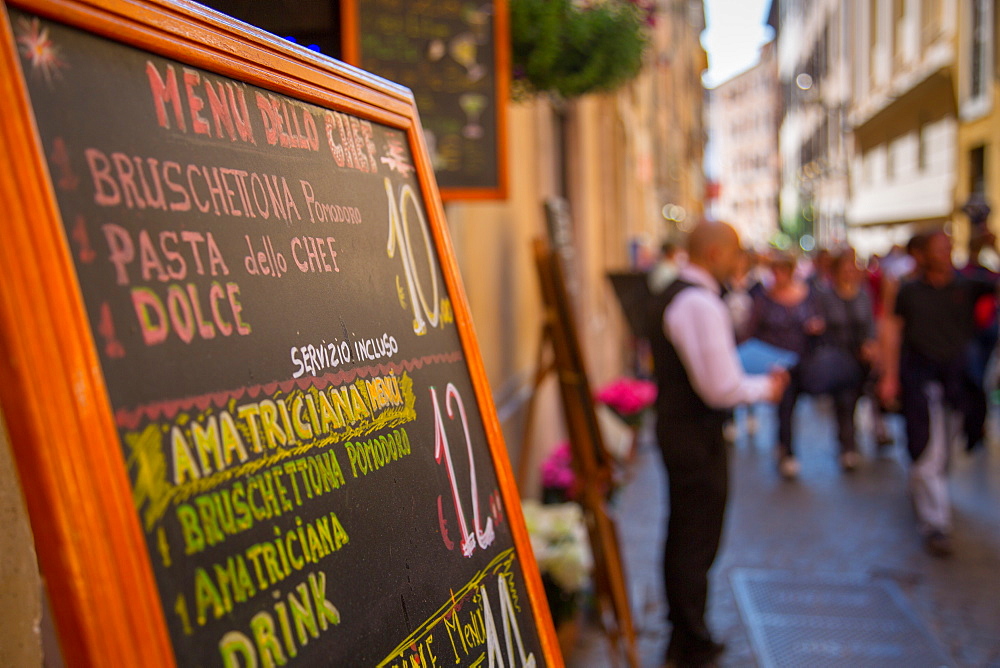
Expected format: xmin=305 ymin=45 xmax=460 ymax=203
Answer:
xmin=816 ymin=249 xmax=877 ymax=470
xmin=745 ymin=252 xmax=823 ymax=479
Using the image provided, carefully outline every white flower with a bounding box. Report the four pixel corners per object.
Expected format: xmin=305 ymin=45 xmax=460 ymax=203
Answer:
xmin=522 ymin=500 xmax=593 ymax=594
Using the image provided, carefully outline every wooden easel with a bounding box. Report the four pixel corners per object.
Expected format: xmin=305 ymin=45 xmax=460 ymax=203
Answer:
xmin=518 ymin=236 xmax=639 ymax=668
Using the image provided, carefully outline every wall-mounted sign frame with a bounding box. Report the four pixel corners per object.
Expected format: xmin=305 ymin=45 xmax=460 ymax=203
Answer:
xmin=0 ymin=0 xmax=554 ymax=664
xmin=341 ymin=0 xmax=509 ymax=201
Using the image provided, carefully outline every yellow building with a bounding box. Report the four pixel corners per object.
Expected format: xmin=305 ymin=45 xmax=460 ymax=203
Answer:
xmin=954 ymin=0 xmax=999 ymax=246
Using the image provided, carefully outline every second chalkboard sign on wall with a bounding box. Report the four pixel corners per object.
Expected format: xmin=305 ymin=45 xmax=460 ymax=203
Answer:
xmin=342 ymin=0 xmax=509 ymax=200
xmin=0 ymin=0 xmax=552 ymax=664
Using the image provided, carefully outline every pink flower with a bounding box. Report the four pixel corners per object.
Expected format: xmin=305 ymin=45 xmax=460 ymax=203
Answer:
xmin=595 ymin=377 xmax=657 ymax=417
xmin=542 ymin=442 xmax=575 ymax=490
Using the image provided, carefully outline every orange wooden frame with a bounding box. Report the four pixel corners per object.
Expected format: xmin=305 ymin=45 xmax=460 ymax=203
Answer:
xmin=341 ymin=0 xmax=510 ymax=201
xmin=0 ymin=0 xmax=555 ymax=664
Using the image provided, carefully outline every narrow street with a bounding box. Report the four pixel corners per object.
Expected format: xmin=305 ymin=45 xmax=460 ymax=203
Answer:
xmin=569 ymin=396 xmax=1000 ymax=667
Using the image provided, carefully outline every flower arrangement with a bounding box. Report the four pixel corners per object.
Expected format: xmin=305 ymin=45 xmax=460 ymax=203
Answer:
xmin=595 ymin=377 xmax=657 ymax=428
xmin=541 ymin=442 xmax=576 ymax=503
xmin=522 ymin=500 xmax=593 ymax=624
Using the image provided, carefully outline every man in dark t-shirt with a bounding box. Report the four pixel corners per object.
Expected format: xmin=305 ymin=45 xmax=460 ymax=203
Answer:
xmin=880 ymin=230 xmax=996 ymax=557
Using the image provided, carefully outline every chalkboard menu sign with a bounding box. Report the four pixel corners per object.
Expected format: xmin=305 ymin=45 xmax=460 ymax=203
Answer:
xmin=342 ymin=0 xmax=509 ymax=200
xmin=0 ymin=1 xmax=553 ymax=665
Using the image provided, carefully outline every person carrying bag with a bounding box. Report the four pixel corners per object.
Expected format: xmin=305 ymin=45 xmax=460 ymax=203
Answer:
xmin=806 ymin=249 xmax=877 ymax=470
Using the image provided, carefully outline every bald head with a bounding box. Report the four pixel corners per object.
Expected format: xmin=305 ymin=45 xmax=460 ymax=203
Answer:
xmin=686 ymin=221 xmax=741 ymax=284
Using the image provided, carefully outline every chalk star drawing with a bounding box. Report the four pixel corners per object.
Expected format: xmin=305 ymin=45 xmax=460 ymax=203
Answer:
xmin=15 ymin=17 xmax=67 ymax=86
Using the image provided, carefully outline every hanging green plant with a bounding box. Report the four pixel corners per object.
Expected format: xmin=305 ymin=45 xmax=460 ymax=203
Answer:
xmin=510 ymin=0 xmax=650 ymax=100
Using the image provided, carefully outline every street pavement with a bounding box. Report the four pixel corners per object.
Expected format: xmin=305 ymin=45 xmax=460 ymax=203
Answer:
xmin=567 ymin=396 xmax=1000 ymax=667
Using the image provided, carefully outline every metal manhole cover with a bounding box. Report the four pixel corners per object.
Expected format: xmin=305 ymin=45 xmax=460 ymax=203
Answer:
xmin=731 ymin=569 xmax=953 ymax=667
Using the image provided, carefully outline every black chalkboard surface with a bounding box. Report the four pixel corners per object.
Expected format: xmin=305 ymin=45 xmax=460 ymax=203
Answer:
xmin=3 ymin=3 xmax=548 ymax=665
xmin=343 ymin=0 xmax=508 ymax=200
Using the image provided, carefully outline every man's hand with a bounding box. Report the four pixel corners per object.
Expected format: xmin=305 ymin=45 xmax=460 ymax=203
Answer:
xmin=766 ymin=368 xmax=791 ymax=403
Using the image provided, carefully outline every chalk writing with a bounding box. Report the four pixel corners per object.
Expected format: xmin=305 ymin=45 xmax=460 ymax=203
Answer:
xmin=217 ymin=570 xmax=342 ymax=666
xmin=378 ymin=549 xmax=535 ymax=667
xmin=290 ymin=340 xmax=353 ymax=378
xmin=432 ymin=383 xmax=495 ymax=557
xmin=174 ymin=450 xmax=349 ymax=555
xmin=127 ymin=373 xmax=417 ymax=530
xmin=86 ymin=147 xmax=302 ymax=220
xmin=176 ymin=516 xmax=348 ymax=634
xmin=386 ymin=177 xmax=450 ymax=335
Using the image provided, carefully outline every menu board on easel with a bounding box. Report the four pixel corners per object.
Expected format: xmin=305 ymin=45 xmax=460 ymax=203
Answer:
xmin=0 ymin=0 xmax=554 ymax=665
xmin=341 ymin=0 xmax=509 ymax=200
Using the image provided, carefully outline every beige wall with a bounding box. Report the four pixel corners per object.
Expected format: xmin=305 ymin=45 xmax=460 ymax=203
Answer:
xmin=0 ymin=412 xmax=43 ymax=667
xmin=954 ymin=0 xmax=1000 ymax=246
xmin=446 ymin=99 xmax=562 ymax=495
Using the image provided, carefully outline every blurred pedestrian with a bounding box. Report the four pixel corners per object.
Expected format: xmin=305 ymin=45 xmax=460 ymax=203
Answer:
xmin=649 ymin=221 xmax=788 ymax=667
xmin=863 ymin=253 xmax=895 ymax=449
xmin=871 ymin=239 xmax=922 ymax=450
xmin=649 ymin=240 xmax=685 ymax=295
xmin=807 ymin=247 xmax=833 ymax=291
xmin=724 ymin=250 xmax=763 ymax=441
xmin=962 ymin=193 xmax=992 ymax=240
xmin=959 ymin=214 xmax=997 ymax=452
xmin=879 ymin=230 xmax=997 ymax=557
xmin=744 ymin=252 xmax=824 ymax=479
xmin=815 ymin=249 xmax=878 ymax=470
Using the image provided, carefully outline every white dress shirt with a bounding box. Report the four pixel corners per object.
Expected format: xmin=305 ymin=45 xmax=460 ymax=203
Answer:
xmin=663 ymin=265 xmax=773 ymax=409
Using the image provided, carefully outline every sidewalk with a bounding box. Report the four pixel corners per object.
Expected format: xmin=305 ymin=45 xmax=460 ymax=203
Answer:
xmin=568 ymin=396 xmax=1000 ymax=667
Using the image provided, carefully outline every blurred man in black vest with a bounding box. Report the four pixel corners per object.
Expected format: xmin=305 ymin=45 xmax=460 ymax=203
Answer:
xmin=650 ymin=221 xmax=788 ymax=668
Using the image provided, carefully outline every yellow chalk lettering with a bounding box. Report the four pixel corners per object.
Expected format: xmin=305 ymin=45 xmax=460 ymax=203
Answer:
xmin=289 ymin=582 xmax=318 ymax=646
xmin=232 ymin=481 xmax=253 ymax=530
xmin=349 ymin=384 xmax=370 ymax=419
xmin=306 ymin=523 xmax=325 ymax=560
xmin=259 ymin=400 xmax=286 ymax=449
xmin=191 ymin=416 xmax=223 ymax=475
xmin=277 ymin=399 xmax=297 ymax=445
xmin=317 ymin=390 xmax=340 ymax=433
xmin=344 ymin=442 xmax=361 ymax=477
xmin=259 ymin=542 xmax=284 ymax=585
xmin=237 ymin=403 xmax=265 ymax=453
xmin=308 ymin=571 xmax=340 ymax=630
xmin=286 ymin=529 xmax=304 ymax=570
xmin=177 ymin=503 xmax=205 ymax=554
xmin=330 ymin=512 xmax=349 ymax=550
xmin=245 ymin=544 xmax=269 ymax=589
xmin=291 ymin=396 xmax=313 ymax=439
xmin=274 ymin=600 xmax=297 ymax=659
xmin=220 ymin=411 xmax=249 ymax=465
xmin=194 ymin=567 xmax=226 ymax=625
xmin=219 ymin=631 xmax=257 ymax=667
xmin=257 ymin=471 xmax=283 ymax=517
xmin=171 ymin=425 xmax=201 ymax=484
xmin=304 ymin=393 xmax=321 ymax=436
xmin=195 ymin=495 xmax=225 ymax=546
xmin=250 ymin=611 xmax=287 ymax=667
xmin=318 ymin=449 xmax=345 ymax=489
xmin=247 ymin=477 xmax=271 ymax=520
